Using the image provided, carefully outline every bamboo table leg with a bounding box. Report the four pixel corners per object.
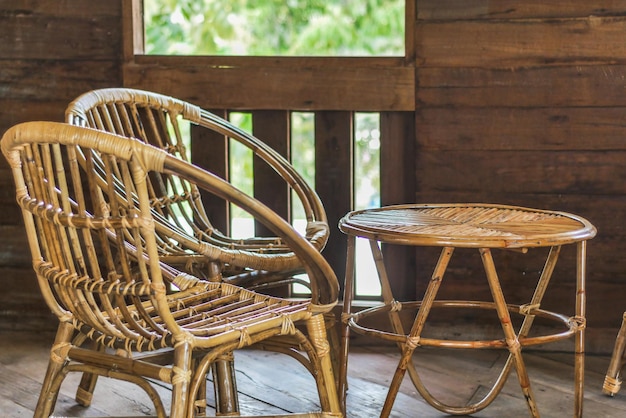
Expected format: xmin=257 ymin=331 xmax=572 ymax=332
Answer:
xmin=408 ymin=245 xmax=563 ymax=416
xmin=379 ymin=247 xmax=454 ymax=418
xmin=339 ymin=235 xmax=356 ymax=414
xmin=574 ymin=240 xmax=587 ymax=418
xmin=480 ymin=248 xmax=540 ymax=417
xmin=344 ymin=243 xmax=584 ymax=418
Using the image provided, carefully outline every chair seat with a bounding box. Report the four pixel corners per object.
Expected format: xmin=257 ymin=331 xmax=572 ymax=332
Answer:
xmin=35 ymin=255 xmax=311 ymax=352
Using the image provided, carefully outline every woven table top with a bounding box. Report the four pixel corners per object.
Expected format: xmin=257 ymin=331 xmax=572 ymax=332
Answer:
xmin=339 ymin=203 xmax=596 ymax=248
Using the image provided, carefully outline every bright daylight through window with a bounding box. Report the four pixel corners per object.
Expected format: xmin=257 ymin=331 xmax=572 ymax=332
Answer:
xmin=144 ymin=0 xmax=404 ymax=56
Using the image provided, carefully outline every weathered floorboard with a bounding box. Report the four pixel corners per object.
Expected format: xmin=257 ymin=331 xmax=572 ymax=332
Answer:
xmin=3 ymin=330 xmax=626 ymax=417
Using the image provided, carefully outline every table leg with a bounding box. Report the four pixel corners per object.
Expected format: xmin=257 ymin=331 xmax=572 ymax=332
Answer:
xmin=369 ymin=240 xmax=411 ymax=344
xmin=339 ymin=234 xmax=356 ymax=414
xmin=480 ymin=248 xmax=540 ymax=418
xmin=380 ymin=247 xmax=454 ymax=418
xmin=574 ymin=240 xmax=587 ymax=418
xmin=415 ymin=245 xmax=563 ymax=416
xmin=478 ymin=246 xmax=564 ymax=408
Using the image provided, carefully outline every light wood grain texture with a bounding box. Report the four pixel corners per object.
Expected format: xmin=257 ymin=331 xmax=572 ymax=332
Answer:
xmin=123 ymin=57 xmax=415 ymax=111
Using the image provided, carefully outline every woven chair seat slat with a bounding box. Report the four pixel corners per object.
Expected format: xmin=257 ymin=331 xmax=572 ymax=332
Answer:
xmin=37 ymin=262 xmax=153 ymax=296
xmin=19 ymin=196 xmax=146 ymax=231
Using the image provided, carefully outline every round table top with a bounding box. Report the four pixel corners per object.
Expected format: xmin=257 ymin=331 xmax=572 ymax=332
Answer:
xmin=338 ymin=203 xmax=597 ymax=248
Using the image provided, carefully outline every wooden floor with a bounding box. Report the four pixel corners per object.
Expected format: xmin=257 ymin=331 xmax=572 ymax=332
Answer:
xmin=2 ymin=330 xmax=626 ymax=417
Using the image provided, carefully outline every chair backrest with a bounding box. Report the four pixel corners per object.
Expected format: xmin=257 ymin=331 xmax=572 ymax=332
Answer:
xmin=1 ymin=122 xmax=339 ymax=348
xmin=65 ymin=88 xmax=329 ymax=256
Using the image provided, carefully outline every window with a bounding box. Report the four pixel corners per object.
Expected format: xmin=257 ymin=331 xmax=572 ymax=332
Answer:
xmin=354 ymin=113 xmax=382 ymax=297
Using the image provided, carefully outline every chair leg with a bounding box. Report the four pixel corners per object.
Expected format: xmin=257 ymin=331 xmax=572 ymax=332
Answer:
xmin=323 ymin=311 xmax=341 ymax=389
xmin=170 ymin=340 xmax=193 ymax=418
xmin=604 ymin=311 xmax=626 ymax=396
xmin=75 ymin=371 xmax=99 ymax=407
xmin=34 ymin=322 xmax=74 ymax=418
xmin=306 ymin=314 xmax=342 ymax=416
xmin=196 ymin=370 xmax=208 ymax=416
xmin=212 ymin=352 xmax=239 ymax=415
xmin=75 ymin=340 xmax=102 ymax=406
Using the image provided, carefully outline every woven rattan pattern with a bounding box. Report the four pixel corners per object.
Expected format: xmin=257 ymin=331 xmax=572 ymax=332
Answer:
xmin=340 ymin=204 xmax=596 ymax=248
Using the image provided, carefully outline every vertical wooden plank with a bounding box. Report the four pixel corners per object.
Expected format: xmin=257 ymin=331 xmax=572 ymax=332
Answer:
xmin=380 ymin=111 xmax=417 ymax=300
xmin=122 ymin=0 xmax=143 ymax=61
xmin=315 ymin=111 xmax=353 ymax=292
xmin=252 ymin=110 xmax=290 ymax=237
xmin=380 ymin=112 xmax=416 ymax=206
xmin=404 ymin=0 xmax=417 ymax=63
xmin=191 ymin=110 xmax=229 ymax=235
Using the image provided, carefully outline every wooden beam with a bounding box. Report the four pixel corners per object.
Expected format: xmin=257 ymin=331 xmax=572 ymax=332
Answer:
xmin=124 ymin=57 xmax=415 ymax=111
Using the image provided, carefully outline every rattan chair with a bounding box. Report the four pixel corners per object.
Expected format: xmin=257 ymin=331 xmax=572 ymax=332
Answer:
xmin=604 ymin=312 xmax=626 ymax=396
xmin=65 ymin=88 xmax=328 ymax=291
xmin=1 ymin=121 xmax=341 ymax=418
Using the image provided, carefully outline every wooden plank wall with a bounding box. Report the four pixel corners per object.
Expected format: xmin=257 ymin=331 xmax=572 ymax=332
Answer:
xmin=414 ymin=1 xmax=626 ymax=352
xmin=0 ymin=1 xmax=123 ymax=329
xmin=1 ymin=0 xmax=626 ymax=354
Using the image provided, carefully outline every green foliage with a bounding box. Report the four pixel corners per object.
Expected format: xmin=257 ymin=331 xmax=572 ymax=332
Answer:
xmin=144 ymin=0 xmax=404 ymax=56
xmin=354 ymin=113 xmax=380 ymax=209
xmin=227 ymin=113 xmax=254 ymax=223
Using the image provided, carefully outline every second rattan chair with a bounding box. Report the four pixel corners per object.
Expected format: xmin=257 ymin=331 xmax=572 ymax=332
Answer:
xmin=65 ymin=88 xmax=329 ymax=291
xmin=1 ymin=121 xmax=341 ymax=418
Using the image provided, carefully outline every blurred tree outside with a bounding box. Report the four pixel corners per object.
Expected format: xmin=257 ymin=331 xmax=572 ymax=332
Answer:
xmin=144 ymin=0 xmax=404 ymax=56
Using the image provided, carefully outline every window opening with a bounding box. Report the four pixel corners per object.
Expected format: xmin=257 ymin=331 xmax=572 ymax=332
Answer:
xmin=289 ymin=112 xmax=382 ymax=298
xmin=228 ymin=112 xmax=255 ymax=238
xmin=354 ymin=112 xmax=382 ymax=297
xmin=143 ymin=0 xmax=404 ymax=56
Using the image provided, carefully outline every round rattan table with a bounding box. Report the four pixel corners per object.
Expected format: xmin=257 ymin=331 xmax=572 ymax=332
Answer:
xmin=338 ymin=203 xmax=596 ymax=418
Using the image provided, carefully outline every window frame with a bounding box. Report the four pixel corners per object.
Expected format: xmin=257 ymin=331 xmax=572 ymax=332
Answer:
xmin=121 ymin=0 xmax=416 ymax=112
